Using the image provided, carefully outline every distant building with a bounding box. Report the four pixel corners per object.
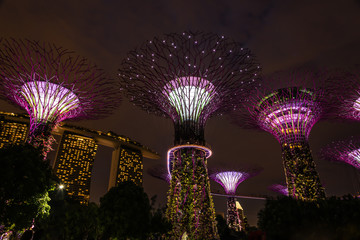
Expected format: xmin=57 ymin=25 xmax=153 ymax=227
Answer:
xmin=0 ymin=112 xmax=159 ymax=204
xmin=109 ymin=145 xmax=143 ymax=188
xmin=53 ymin=132 xmax=98 ymax=204
xmin=0 ymin=112 xmax=28 ymax=148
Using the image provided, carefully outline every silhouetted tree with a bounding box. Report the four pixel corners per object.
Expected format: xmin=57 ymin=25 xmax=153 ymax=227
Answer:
xmin=38 ymin=198 xmax=101 ymax=240
xmin=99 ymin=181 xmax=151 ymax=240
xmin=258 ymin=195 xmax=360 ymax=240
xmin=0 ymin=143 xmax=56 ymax=235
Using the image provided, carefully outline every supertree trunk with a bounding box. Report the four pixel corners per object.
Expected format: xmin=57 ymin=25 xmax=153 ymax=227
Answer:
xmin=281 ymin=141 xmax=325 ymax=201
xmin=27 ymin=121 xmax=56 ymax=158
xmin=227 ymin=197 xmax=242 ymax=232
xmin=166 ymin=148 xmax=219 ymax=240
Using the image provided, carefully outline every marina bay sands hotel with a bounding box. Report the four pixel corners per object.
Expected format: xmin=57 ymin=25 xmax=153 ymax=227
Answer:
xmin=0 ymin=111 xmax=158 ymax=204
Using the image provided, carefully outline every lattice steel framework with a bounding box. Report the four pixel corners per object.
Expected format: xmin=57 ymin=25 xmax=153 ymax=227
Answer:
xmin=269 ymin=184 xmax=289 ymax=196
xmin=327 ymin=68 xmax=360 ymax=121
xmin=321 ymin=136 xmax=360 ymax=170
xmin=0 ymin=39 xmax=120 ymax=156
xmin=148 ymin=165 xmax=171 ymax=183
xmin=119 ymin=31 xmax=260 ymax=240
xmin=210 ymin=169 xmax=260 ymax=232
xmin=233 ymin=69 xmax=328 ymax=201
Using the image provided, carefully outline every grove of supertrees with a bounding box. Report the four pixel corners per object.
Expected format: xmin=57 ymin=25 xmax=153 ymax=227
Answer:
xmin=119 ymin=31 xmax=260 ymax=239
xmin=0 ymin=39 xmax=120 ymax=157
xmin=210 ymin=168 xmax=260 ymax=232
xmin=232 ymin=69 xmax=328 ymax=201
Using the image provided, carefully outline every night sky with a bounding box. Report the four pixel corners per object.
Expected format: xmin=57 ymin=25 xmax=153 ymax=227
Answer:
xmin=1 ymin=0 xmax=360 ymax=226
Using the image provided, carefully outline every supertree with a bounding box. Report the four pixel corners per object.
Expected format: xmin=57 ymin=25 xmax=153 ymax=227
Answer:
xmin=119 ymin=31 xmax=260 ymax=239
xmin=320 ymin=137 xmax=360 ymax=195
xmin=148 ymin=164 xmax=171 ymax=184
xmin=326 ymin=67 xmax=360 ymax=121
xmin=0 ymin=39 xmax=120 ymax=156
xmin=269 ymin=184 xmax=289 ymax=196
xmin=210 ymin=168 xmax=260 ymax=232
xmin=232 ymin=68 xmax=328 ymax=201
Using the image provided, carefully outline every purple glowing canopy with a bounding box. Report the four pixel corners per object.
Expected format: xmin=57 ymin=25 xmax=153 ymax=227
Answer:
xmin=119 ymin=31 xmax=261 ymax=145
xmin=210 ymin=169 xmax=260 ymax=195
xmin=321 ymin=136 xmax=360 ymax=170
xmin=328 ymin=68 xmax=360 ymax=121
xmin=234 ymin=69 xmax=329 ymax=144
xmin=0 ymin=39 xmax=120 ymax=129
xmin=269 ymin=184 xmax=289 ymax=196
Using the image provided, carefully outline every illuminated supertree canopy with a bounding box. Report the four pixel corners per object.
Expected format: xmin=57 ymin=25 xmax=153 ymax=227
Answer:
xmin=210 ymin=168 xmax=260 ymax=232
xmin=327 ymin=67 xmax=360 ymax=121
xmin=320 ymin=136 xmax=360 ymax=170
xmin=148 ymin=165 xmax=171 ymax=183
xmin=269 ymin=184 xmax=289 ymax=196
xmin=0 ymin=39 xmax=120 ymax=155
xmin=119 ymin=31 xmax=261 ymax=240
xmin=232 ymin=68 xmax=329 ymax=201
xmin=210 ymin=170 xmax=259 ymax=195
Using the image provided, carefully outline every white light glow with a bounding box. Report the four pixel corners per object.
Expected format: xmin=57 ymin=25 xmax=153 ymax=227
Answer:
xmin=348 ymin=149 xmax=360 ymax=163
xmin=21 ymin=81 xmax=80 ymax=122
xmin=353 ymin=97 xmax=360 ymax=112
xmin=165 ymin=77 xmax=215 ymax=121
xmin=215 ymin=171 xmax=243 ymax=195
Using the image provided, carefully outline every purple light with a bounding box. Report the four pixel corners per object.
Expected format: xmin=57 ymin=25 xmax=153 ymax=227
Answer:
xmin=167 ymin=144 xmax=212 ymax=174
xmin=256 ymin=88 xmax=320 ymax=144
xmin=20 ymin=81 xmax=80 ymax=123
xmin=321 ymin=136 xmax=360 ymax=170
xmin=210 ymin=171 xmax=258 ymax=195
xmin=269 ymin=184 xmax=289 ymax=196
xmin=214 ymin=172 xmax=244 ymax=195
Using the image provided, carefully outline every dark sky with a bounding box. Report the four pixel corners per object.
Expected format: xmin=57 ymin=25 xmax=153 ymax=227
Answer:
xmin=1 ymin=0 xmax=360 ymax=226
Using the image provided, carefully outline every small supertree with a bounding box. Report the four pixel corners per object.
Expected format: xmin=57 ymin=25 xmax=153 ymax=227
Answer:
xmin=119 ymin=31 xmax=260 ymax=240
xmin=233 ymin=68 xmax=327 ymax=201
xmin=320 ymin=137 xmax=360 ymax=170
xmin=148 ymin=165 xmax=171 ymax=184
xmin=0 ymin=39 xmax=120 ymax=156
xmin=269 ymin=184 xmax=289 ymax=196
xmin=320 ymin=137 xmax=360 ymax=195
xmin=210 ymin=169 xmax=260 ymax=232
xmin=326 ymin=67 xmax=360 ymax=121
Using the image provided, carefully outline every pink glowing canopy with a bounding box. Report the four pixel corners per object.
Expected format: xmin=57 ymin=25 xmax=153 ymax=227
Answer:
xmin=212 ymin=171 xmax=245 ymax=195
xmin=256 ymin=88 xmax=320 ymax=144
xmin=20 ymin=80 xmax=80 ymax=123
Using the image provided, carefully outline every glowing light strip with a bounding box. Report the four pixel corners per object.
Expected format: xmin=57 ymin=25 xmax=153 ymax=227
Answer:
xmin=167 ymin=144 xmax=212 ymax=174
xmin=21 ymin=81 xmax=80 ymax=123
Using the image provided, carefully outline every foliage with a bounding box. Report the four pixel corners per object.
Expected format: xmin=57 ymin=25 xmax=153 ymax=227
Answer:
xmin=0 ymin=143 xmax=56 ymax=233
xmin=37 ymin=197 xmax=102 ymax=240
xmin=282 ymin=142 xmax=325 ymax=201
xmin=148 ymin=196 xmax=172 ymax=239
xmin=166 ymin=148 xmax=219 ymax=240
xmin=99 ymin=181 xmax=151 ymax=240
xmin=258 ymin=195 xmax=360 ymax=240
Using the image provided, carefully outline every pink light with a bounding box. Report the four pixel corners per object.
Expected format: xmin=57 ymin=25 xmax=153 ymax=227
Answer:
xmin=269 ymin=184 xmax=289 ymax=196
xmin=214 ymin=171 xmax=244 ymax=195
xmin=20 ymin=81 xmax=80 ymax=123
xmin=348 ymin=149 xmax=360 ymax=166
xmin=167 ymin=144 xmax=212 ymax=174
